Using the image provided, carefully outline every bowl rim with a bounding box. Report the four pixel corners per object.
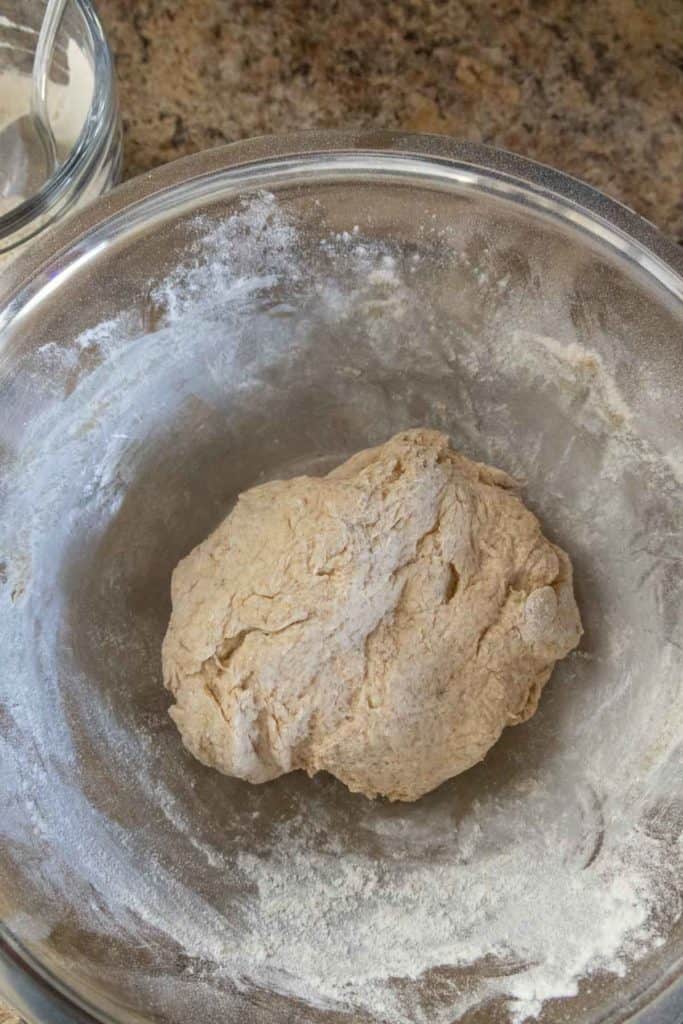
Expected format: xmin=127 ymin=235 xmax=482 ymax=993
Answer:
xmin=0 ymin=129 xmax=681 ymax=1024
xmin=1 ymin=129 xmax=682 ymax=307
xmin=0 ymin=0 xmax=119 ymax=252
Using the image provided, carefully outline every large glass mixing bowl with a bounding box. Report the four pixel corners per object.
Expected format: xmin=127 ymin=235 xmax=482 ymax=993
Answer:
xmin=0 ymin=133 xmax=681 ymax=1024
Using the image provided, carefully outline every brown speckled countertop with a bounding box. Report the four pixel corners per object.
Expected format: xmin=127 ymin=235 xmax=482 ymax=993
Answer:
xmin=102 ymin=0 xmax=682 ymax=238
xmin=0 ymin=1 xmax=681 ymax=1021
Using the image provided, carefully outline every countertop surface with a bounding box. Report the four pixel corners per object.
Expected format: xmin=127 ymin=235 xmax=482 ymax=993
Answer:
xmin=1 ymin=0 xmax=681 ymax=1021
xmin=101 ymin=0 xmax=682 ymax=239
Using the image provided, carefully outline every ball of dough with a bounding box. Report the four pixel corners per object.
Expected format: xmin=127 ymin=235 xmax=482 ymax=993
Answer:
xmin=162 ymin=430 xmax=582 ymax=801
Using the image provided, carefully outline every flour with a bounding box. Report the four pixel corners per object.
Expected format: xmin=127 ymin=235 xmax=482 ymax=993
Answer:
xmin=0 ymin=193 xmax=680 ymax=1024
xmin=232 ymin=803 xmax=671 ymax=1023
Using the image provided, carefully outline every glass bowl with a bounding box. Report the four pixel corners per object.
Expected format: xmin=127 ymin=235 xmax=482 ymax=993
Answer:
xmin=0 ymin=132 xmax=681 ymax=1024
xmin=0 ymin=0 xmax=121 ymax=267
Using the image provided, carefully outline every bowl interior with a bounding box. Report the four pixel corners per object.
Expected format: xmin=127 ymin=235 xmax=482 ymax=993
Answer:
xmin=0 ymin=156 xmax=681 ymax=1024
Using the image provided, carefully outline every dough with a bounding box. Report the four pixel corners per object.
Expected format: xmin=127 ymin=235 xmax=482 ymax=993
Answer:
xmin=162 ymin=430 xmax=582 ymax=801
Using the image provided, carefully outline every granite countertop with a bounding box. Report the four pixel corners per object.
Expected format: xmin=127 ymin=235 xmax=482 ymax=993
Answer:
xmin=101 ymin=0 xmax=682 ymax=239
xmin=1 ymin=1 xmax=680 ymax=1021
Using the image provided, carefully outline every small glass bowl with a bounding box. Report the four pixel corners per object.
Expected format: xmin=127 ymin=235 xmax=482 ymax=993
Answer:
xmin=0 ymin=0 xmax=121 ymax=267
